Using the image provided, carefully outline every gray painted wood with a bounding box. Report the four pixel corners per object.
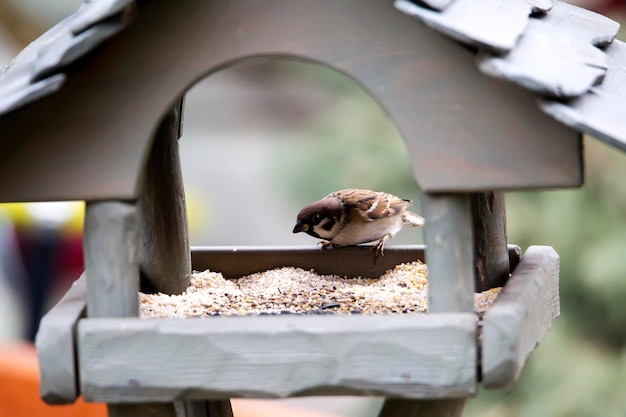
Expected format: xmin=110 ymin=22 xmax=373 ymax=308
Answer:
xmin=35 ymin=274 xmax=86 ymax=404
xmin=420 ymin=0 xmax=456 ymax=11
xmin=84 ymin=201 xmax=139 ymax=318
xmin=421 ymin=194 xmax=475 ymax=313
xmin=77 ymin=313 xmax=477 ymax=401
xmin=378 ymin=398 xmax=468 ymax=417
xmin=540 ymin=39 xmax=626 ymax=152
xmin=70 ymin=0 xmax=134 ymax=35
xmin=395 ymin=0 xmax=540 ymax=53
xmin=478 ymin=1 xmax=619 ymax=98
xmin=191 ymin=245 xmax=426 ymax=279
xmin=139 ymin=98 xmax=190 ymax=295
xmin=482 ymin=245 xmax=560 ymax=388
xmin=191 ymin=245 xmax=521 ymax=280
xmin=0 ymin=0 xmax=582 ymax=203
xmin=471 ymin=192 xmax=509 ymax=292
xmin=0 ymin=2 xmax=131 ymax=115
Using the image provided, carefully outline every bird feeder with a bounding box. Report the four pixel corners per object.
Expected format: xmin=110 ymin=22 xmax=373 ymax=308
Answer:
xmin=0 ymin=1 xmax=624 ymax=416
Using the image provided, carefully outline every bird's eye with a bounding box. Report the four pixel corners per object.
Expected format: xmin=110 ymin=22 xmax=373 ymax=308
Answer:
xmin=311 ymin=214 xmax=322 ymax=224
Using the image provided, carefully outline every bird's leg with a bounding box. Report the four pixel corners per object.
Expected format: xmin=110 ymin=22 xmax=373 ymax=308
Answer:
xmin=372 ymin=235 xmax=390 ymax=261
xmin=318 ymin=241 xmax=333 ymax=250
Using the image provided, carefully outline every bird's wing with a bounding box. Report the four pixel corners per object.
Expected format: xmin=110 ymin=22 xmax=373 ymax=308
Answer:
xmin=329 ymin=189 xmax=412 ymax=221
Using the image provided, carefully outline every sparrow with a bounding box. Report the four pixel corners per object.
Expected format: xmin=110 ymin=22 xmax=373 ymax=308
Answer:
xmin=293 ymin=189 xmax=425 ymax=255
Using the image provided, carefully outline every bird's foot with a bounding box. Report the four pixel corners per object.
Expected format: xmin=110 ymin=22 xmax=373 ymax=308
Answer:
xmin=371 ymin=236 xmax=389 ymax=263
xmin=318 ymin=241 xmax=333 ymax=250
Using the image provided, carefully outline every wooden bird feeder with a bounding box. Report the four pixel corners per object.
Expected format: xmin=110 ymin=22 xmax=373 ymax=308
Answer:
xmin=1 ymin=1 xmax=624 ymax=416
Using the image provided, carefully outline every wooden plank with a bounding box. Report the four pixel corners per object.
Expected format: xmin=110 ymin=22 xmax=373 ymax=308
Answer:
xmin=191 ymin=245 xmax=521 ymax=281
xmin=34 ymin=274 xmax=86 ymax=404
xmin=481 ymin=245 xmax=560 ymax=388
xmin=394 ymin=0 xmax=539 ymax=53
xmin=421 ymin=194 xmax=475 ymax=313
xmin=478 ymin=1 xmax=619 ymax=98
xmin=139 ymin=98 xmax=190 ymax=295
xmin=84 ymin=201 xmax=139 ymax=318
xmin=191 ymin=245 xmax=425 ymax=279
xmin=378 ymin=398 xmax=468 ymax=417
xmin=540 ymin=39 xmax=626 ymax=152
xmin=471 ymin=192 xmax=509 ymax=292
xmin=78 ymin=313 xmax=477 ymax=402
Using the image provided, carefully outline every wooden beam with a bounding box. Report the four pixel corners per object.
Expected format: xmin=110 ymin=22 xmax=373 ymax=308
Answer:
xmin=191 ymin=245 xmax=426 ymax=279
xmin=139 ymin=97 xmax=191 ymax=295
xmin=77 ymin=313 xmax=477 ymax=402
xmin=481 ymin=245 xmax=560 ymax=388
xmin=471 ymin=192 xmax=509 ymax=292
xmin=83 ymin=201 xmax=139 ymax=318
xmin=421 ymin=193 xmax=475 ymax=313
xmin=35 ymin=274 xmax=86 ymax=404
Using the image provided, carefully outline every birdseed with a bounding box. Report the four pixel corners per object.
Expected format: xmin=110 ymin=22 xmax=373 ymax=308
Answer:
xmin=139 ymin=261 xmax=502 ymax=317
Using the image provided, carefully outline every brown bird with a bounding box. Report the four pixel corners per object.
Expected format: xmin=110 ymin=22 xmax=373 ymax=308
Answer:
xmin=293 ymin=189 xmax=425 ymax=255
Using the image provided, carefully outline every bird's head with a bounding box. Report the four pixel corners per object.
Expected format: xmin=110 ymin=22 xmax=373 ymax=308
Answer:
xmin=293 ymin=196 xmax=343 ymax=240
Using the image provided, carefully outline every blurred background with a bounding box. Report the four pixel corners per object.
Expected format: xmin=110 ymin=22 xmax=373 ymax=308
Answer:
xmin=1 ymin=1 xmax=626 ymax=416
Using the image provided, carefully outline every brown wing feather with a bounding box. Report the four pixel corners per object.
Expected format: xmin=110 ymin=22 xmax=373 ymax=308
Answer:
xmin=327 ymin=189 xmax=412 ymax=221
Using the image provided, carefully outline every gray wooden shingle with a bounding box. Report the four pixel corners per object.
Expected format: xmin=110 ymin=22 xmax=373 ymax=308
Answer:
xmin=70 ymin=0 xmax=135 ymax=34
xmin=477 ymin=1 xmax=619 ymax=98
xmin=0 ymin=0 xmax=134 ymax=115
xmin=394 ymin=0 xmax=548 ymax=53
xmin=540 ymin=40 xmax=626 ymax=151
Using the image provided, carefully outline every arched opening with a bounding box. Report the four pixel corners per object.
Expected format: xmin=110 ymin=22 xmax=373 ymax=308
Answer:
xmin=179 ymin=57 xmax=423 ymax=247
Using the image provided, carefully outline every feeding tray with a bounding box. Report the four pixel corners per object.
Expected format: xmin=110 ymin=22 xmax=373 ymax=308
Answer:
xmin=37 ymin=244 xmax=558 ymax=404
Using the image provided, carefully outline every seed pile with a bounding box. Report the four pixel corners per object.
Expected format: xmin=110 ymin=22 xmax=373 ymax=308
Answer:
xmin=139 ymin=261 xmax=502 ymax=318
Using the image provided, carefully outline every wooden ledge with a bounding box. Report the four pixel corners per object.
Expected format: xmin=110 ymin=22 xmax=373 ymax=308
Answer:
xmin=481 ymin=245 xmax=560 ymax=388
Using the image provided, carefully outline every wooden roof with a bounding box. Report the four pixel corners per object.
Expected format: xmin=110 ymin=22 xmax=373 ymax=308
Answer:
xmin=0 ymin=0 xmax=621 ymax=202
xmin=396 ymin=0 xmax=625 ymax=149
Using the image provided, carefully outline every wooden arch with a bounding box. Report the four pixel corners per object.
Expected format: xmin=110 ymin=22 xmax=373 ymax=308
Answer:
xmin=0 ymin=0 xmax=581 ymax=203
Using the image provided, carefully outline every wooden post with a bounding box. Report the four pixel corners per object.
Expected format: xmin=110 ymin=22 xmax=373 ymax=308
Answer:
xmin=84 ymin=201 xmax=139 ymax=318
xmin=379 ymin=193 xmax=475 ymax=417
xmin=421 ymin=193 xmax=475 ymax=313
xmin=139 ymin=97 xmax=191 ymax=294
xmin=471 ymin=192 xmax=509 ymax=292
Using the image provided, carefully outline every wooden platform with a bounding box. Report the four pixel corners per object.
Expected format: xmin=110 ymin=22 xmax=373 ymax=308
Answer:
xmin=36 ymin=245 xmax=559 ymax=404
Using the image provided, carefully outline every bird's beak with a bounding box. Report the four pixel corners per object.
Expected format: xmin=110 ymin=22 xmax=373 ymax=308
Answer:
xmin=293 ymin=221 xmax=308 ymax=233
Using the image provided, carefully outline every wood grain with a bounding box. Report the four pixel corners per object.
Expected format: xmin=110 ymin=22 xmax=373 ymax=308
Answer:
xmin=471 ymin=192 xmax=509 ymax=292
xmin=421 ymin=194 xmax=475 ymax=313
xmin=35 ymin=274 xmax=86 ymax=404
xmin=481 ymin=245 xmax=560 ymax=388
xmin=84 ymin=201 xmax=139 ymax=318
xmin=139 ymin=98 xmax=191 ymax=295
xmin=77 ymin=313 xmax=477 ymax=402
